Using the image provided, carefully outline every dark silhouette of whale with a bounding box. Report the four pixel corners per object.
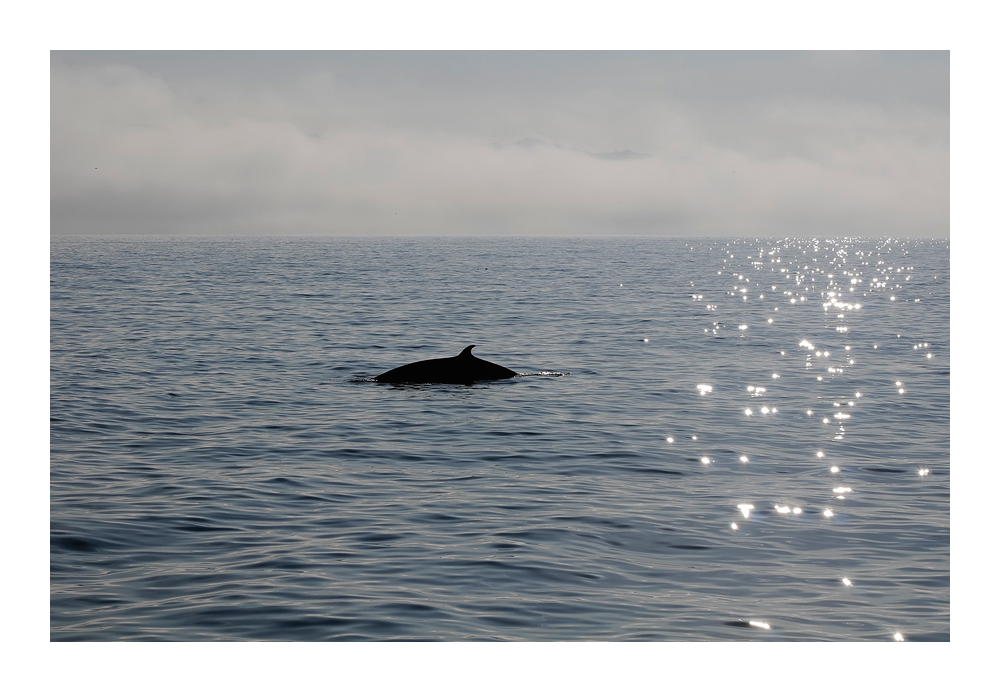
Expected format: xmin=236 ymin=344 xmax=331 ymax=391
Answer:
xmin=375 ymin=345 xmax=517 ymax=384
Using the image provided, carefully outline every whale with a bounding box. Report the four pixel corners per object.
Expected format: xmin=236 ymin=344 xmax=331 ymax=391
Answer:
xmin=374 ymin=345 xmax=517 ymax=384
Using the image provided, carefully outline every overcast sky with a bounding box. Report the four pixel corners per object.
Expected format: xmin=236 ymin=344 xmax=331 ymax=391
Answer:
xmin=51 ymin=51 xmax=949 ymax=237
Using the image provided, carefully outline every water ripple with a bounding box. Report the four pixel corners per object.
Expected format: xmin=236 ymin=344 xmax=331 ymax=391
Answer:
xmin=51 ymin=236 xmax=949 ymax=641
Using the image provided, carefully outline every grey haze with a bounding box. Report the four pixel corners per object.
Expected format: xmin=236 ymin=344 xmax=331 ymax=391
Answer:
xmin=51 ymin=51 xmax=949 ymax=237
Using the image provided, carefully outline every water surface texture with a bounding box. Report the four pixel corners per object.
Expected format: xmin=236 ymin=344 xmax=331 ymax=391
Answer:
xmin=50 ymin=237 xmax=949 ymax=641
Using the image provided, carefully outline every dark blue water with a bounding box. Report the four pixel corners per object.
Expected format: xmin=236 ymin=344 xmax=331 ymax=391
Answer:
xmin=50 ymin=236 xmax=949 ymax=641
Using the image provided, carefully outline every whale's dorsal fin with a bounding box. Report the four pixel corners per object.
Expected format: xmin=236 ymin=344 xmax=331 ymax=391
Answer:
xmin=459 ymin=345 xmax=476 ymax=357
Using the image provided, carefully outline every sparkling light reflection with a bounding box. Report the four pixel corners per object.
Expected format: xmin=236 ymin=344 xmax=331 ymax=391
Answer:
xmin=705 ymin=239 xmax=940 ymax=564
xmin=737 ymin=504 xmax=754 ymax=518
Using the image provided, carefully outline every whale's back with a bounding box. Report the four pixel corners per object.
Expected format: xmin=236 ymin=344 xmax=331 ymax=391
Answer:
xmin=375 ymin=345 xmax=516 ymax=384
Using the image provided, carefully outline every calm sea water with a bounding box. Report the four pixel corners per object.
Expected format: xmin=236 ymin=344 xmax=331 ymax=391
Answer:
xmin=50 ymin=236 xmax=949 ymax=641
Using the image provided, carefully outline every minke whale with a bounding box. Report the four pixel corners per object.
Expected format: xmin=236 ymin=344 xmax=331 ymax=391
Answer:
xmin=375 ymin=345 xmax=517 ymax=384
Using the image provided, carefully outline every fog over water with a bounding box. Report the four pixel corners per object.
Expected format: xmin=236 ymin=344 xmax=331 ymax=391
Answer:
xmin=51 ymin=51 xmax=948 ymax=237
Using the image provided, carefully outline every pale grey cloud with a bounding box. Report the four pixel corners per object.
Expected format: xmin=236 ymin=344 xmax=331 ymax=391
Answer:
xmin=51 ymin=51 xmax=948 ymax=236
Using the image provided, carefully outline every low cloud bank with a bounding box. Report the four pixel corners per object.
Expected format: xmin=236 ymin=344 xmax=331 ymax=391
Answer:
xmin=51 ymin=52 xmax=949 ymax=237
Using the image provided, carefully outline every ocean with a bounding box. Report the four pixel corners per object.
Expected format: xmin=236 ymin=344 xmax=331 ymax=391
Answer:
xmin=50 ymin=236 xmax=949 ymax=641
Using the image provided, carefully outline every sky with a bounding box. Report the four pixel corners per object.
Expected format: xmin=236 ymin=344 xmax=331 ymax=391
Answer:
xmin=51 ymin=51 xmax=948 ymax=237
